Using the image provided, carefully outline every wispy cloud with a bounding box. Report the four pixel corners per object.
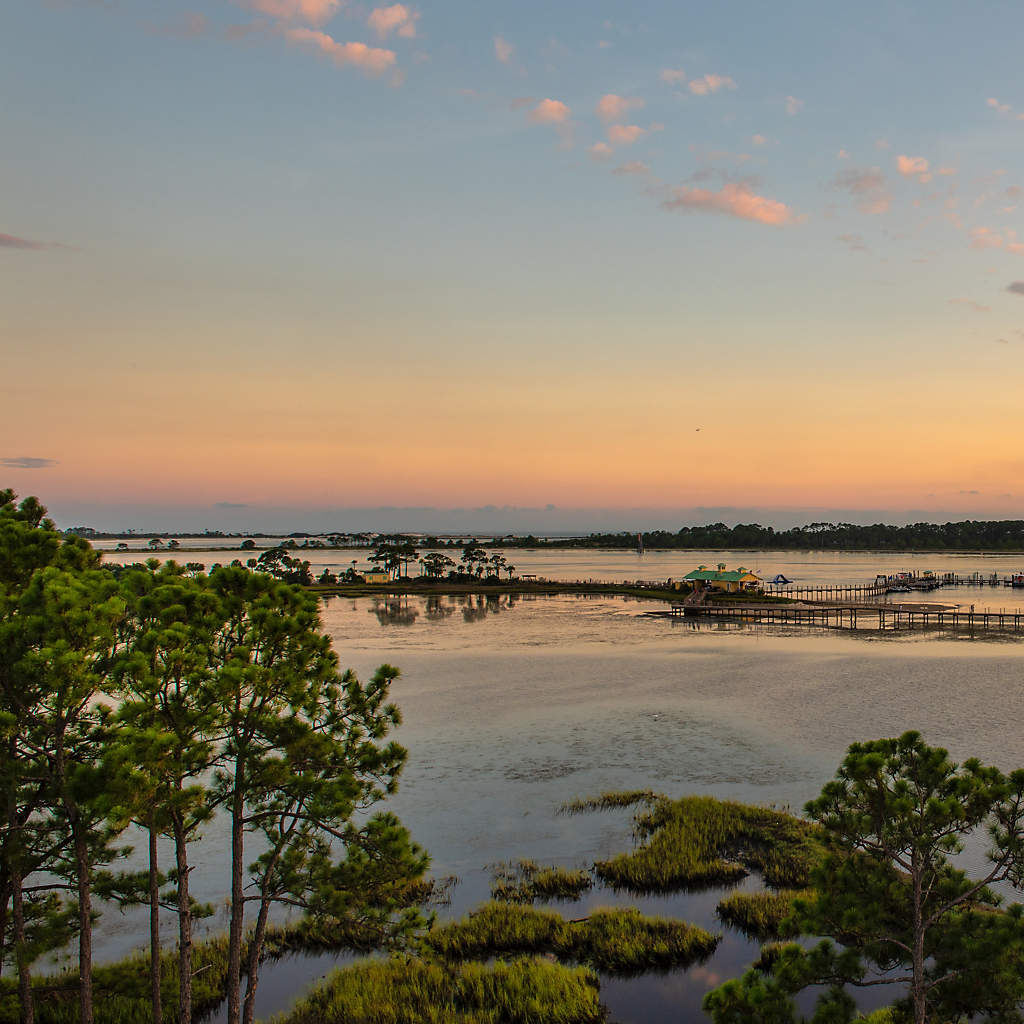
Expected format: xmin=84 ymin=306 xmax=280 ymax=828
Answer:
xmin=151 ymin=11 xmax=208 ymax=38
xmin=612 ymin=161 xmax=650 ymax=175
xmin=596 ymin=93 xmax=644 ymax=121
xmin=834 ymin=167 xmax=891 ymax=214
xmin=751 ymin=134 xmax=768 ymax=146
xmin=284 ymin=28 xmax=396 ymax=73
xmin=494 ymin=35 xmax=513 ymax=64
xmin=0 ymin=231 xmax=70 ymax=252
xmin=838 ymin=232 xmax=866 ymax=251
xmin=588 ymin=142 xmax=613 ymax=161
xmin=235 ymin=0 xmax=341 ymax=24
xmin=0 ymin=457 xmax=58 ymax=469
xmin=949 ymin=297 xmax=990 ymax=312
xmin=785 ymin=95 xmax=803 ymax=115
xmin=688 ymin=73 xmax=735 ymax=96
xmin=663 ymin=182 xmax=794 ymax=226
xmin=659 ymin=68 xmax=685 ymax=85
xmin=896 ymin=154 xmax=931 ymax=183
xmin=607 ymin=123 xmax=646 ymax=145
xmin=971 ymin=227 xmax=1024 ymax=253
xmin=1007 ymin=281 xmax=1024 ymax=295
xmin=986 ymin=96 xmax=1024 ymax=119
xmin=367 ymin=4 xmax=418 ymax=39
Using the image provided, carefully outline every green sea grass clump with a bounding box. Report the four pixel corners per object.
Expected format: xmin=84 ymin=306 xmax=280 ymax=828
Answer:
xmin=589 ymin=795 xmax=824 ymax=893
xmin=490 ymin=860 xmax=593 ymax=903
xmin=275 ymin=957 xmax=604 ymax=1024
xmin=559 ymin=790 xmax=659 ymax=815
xmin=715 ymin=890 xmax=805 ymax=939
xmin=422 ymin=902 xmax=719 ymax=974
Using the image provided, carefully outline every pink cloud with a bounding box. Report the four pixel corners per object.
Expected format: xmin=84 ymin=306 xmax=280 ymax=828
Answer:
xmin=659 ymin=68 xmax=685 ymax=85
xmin=596 ymin=93 xmax=644 ymax=121
xmin=663 ymin=182 xmax=794 ymax=225
xmin=937 ymin=166 xmax=956 ymax=176
xmin=752 ymin=134 xmax=767 ymax=146
xmin=607 ymin=123 xmax=646 ymax=145
xmin=284 ymin=28 xmax=396 ymax=73
xmin=236 ymin=0 xmax=341 ymax=24
xmin=688 ymin=73 xmax=736 ymax=96
xmin=528 ymin=98 xmax=570 ymax=124
xmin=613 ymin=161 xmax=650 ymax=175
xmin=970 ymin=226 xmax=1003 ymax=250
xmin=988 ymin=97 xmax=1012 ymax=115
xmin=896 ymin=154 xmax=931 ymax=183
xmin=494 ymin=35 xmax=513 ymax=64
xmin=368 ymin=4 xmax=418 ymax=38
xmin=785 ymin=95 xmax=803 ymax=115
xmin=589 ymin=142 xmax=613 ymax=161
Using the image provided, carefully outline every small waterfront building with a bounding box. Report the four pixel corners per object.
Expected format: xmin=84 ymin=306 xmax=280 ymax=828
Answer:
xmin=359 ymin=568 xmax=391 ymax=584
xmin=682 ymin=563 xmax=763 ymax=593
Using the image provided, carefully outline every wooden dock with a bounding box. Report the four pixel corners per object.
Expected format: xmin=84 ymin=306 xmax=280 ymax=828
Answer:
xmin=665 ymin=602 xmax=1024 ymax=632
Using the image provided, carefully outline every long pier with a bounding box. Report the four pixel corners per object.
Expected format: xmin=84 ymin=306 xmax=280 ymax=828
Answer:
xmin=666 ymin=603 xmax=1024 ymax=632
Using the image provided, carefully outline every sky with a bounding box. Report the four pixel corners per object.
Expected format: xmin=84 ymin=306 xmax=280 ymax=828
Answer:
xmin=4 ymin=0 xmax=1024 ymax=533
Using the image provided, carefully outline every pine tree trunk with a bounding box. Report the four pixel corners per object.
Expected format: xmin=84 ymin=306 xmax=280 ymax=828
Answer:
xmin=148 ymin=820 xmax=162 ymax=1024
xmin=226 ymin=760 xmax=245 ymax=1024
xmin=240 ymin=895 xmax=272 ymax=1024
xmin=912 ymin=863 xmax=926 ymax=1024
xmin=72 ymin=824 xmax=94 ymax=1024
xmin=172 ymin=813 xmax=193 ymax=1024
xmin=11 ymin=866 xmax=33 ymax=1024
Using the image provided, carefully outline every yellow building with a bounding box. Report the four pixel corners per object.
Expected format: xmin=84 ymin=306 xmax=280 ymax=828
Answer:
xmin=682 ymin=563 xmax=762 ymax=593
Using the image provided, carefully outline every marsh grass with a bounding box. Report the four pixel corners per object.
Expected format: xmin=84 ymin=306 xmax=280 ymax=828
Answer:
xmin=490 ymin=860 xmax=593 ymax=903
xmin=422 ymin=901 xmax=719 ymax=974
xmin=0 ymin=936 xmax=233 ymax=1024
xmin=715 ymin=889 xmax=804 ymax=939
xmin=587 ymin=794 xmax=824 ymax=893
xmin=275 ymin=956 xmax=604 ymax=1024
xmin=559 ymin=790 xmax=658 ymax=815
xmin=0 ymin=914 xmax=406 ymax=1024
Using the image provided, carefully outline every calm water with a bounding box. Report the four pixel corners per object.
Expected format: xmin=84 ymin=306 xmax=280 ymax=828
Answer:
xmin=82 ymin=551 xmax=1024 ymax=1022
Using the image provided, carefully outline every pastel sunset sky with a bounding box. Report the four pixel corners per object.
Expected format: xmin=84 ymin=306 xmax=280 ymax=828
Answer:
xmin=4 ymin=0 xmax=1024 ymax=532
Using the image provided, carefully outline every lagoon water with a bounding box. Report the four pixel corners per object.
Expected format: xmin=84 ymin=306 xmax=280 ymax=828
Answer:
xmin=90 ymin=548 xmax=1024 ymax=1021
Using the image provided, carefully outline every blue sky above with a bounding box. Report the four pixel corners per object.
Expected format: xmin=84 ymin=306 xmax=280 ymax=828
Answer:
xmin=4 ymin=0 xmax=1024 ymax=531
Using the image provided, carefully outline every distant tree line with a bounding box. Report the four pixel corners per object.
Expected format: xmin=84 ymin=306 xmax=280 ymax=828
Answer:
xmin=497 ymin=520 xmax=1024 ymax=552
xmin=1 ymin=491 xmax=427 ymax=1024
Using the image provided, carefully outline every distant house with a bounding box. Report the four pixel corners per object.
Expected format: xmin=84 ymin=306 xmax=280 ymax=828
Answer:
xmin=359 ymin=568 xmax=391 ymax=584
xmin=682 ymin=563 xmax=762 ymax=594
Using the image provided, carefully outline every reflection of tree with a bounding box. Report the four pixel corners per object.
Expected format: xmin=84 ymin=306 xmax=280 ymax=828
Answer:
xmin=459 ymin=593 xmax=518 ymax=622
xmin=424 ymin=596 xmax=456 ymax=620
xmin=370 ymin=597 xmax=420 ymax=626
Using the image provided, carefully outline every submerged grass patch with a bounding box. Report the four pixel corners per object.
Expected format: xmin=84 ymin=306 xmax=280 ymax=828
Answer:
xmin=559 ymin=790 xmax=658 ymax=815
xmin=587 ymin=794 xmax=824 ymax=894
xmin=276 ymin=956 xmax=604 ymax=1024
xmin=422 ymin=901 xmax=719 ymax=975
xmin=491 ymin=859 xmax=593 ymax=903
xmin=715 ymin=889 xmax=805 ymax=939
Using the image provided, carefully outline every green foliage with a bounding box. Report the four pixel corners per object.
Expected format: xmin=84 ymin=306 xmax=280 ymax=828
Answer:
xmin=497 ymin=520 xmax=1024 ymax=552
xmin=490 ymin=860 xmax=592 ymax=903
xmin=590 ymin=795 xmax=824 ymax=893
xmin=422 ymin=901 xmax=719 ymax=974
xmin=705 ymin=733 xmax=1024 ymax=1024
xmin=276 ymin=956 xmax=604 ymax=1024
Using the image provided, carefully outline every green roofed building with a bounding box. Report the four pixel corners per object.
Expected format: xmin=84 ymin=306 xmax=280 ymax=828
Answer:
xmin=682 ymin=563 xmax=763 ymax=593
